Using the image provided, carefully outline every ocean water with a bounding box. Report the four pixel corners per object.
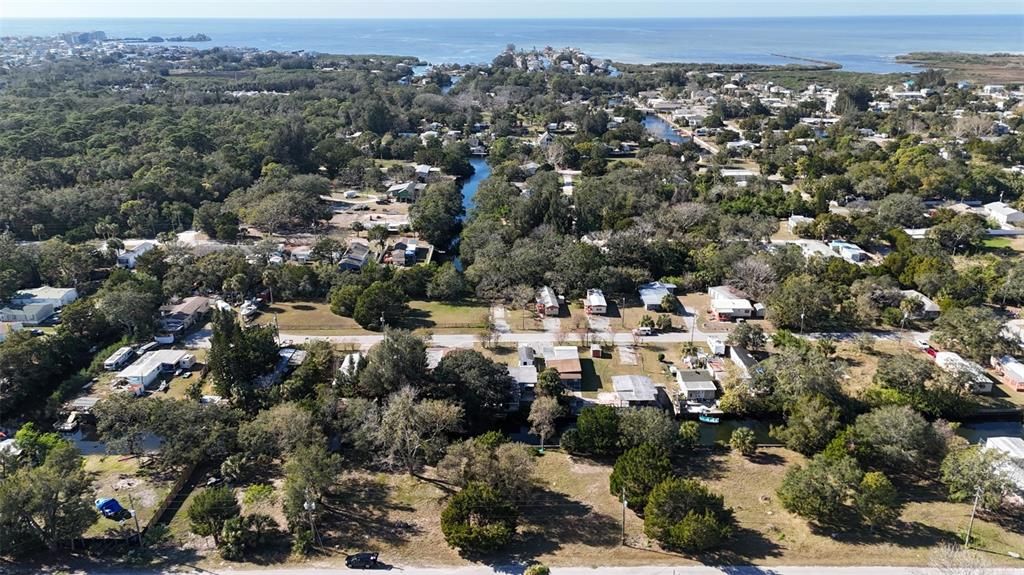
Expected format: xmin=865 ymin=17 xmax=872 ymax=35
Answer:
xmin=2 ymin=16 xmax=1023 ymax=72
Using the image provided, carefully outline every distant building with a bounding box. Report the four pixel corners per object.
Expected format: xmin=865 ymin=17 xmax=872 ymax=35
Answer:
xmin=11 ymin=286 xmax=78 ymax=309
xmin=0 ymin=302 xmax=53 ymax=325
xmin=0 ymin=322 xmax=22 ymax=343
xmin=159 ymin=296 xmax=210 ymax=337
xmin=984 ymin=201 xmax=1024 ymax=227
xmin=117 ymin=242 xmax=155 ymax=269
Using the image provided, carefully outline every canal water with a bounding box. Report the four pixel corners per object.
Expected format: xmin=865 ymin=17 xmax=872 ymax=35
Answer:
xmin=461 ymin=157 xmax=491 ymax=213
xmin=642 ymin=114 xmax=688 ymax=144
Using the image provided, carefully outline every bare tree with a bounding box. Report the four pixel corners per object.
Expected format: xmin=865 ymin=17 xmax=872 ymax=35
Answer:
xmin=528 ymin=396 xmax=562 ymax=449
xmin=728 ymin=256 xmax=777 ymax=302
xmin=377 ymin=386 xmax=463 ymax=475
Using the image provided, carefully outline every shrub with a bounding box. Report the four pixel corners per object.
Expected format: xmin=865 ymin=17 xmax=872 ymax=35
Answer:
xmin=609 ymin=444 xmax=672 ymax=512
xmin=524 ymin=565 xmax=551 ymax=575
xmin=188 ymin=486 xmax=240 ymax=544
xmin=676 ymin=421 xmax=701 ymax=451
xmin=441 ymin=482 xmax=517 ymax=553
xmin=729 ymin=427 xmax=757 ymax=457
xmin=776 ymin=454 xmax=862 ymax=525
xmin=643 ymin=478 xmax=734 ymax=552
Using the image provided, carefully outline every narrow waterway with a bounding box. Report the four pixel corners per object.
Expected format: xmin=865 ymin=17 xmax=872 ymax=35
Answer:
xmin=461 ymin=157 xmax=490 ymax=213
xmin=642 ymin=113 xmax=688 ymax=144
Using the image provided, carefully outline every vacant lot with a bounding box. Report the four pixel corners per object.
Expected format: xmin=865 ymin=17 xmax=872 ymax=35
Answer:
xmin=257 ymin=301 xmax=364 ymax=335
xmin=403 ymin=300 xmax=490 ymax=331
xmin=177 ymin=448 xmax=1024 ymax=570
xmin=84 ymin=455 xmax=174 ymax=538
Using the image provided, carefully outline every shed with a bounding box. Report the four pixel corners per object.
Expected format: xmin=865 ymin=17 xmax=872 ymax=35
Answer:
xmin=611 ymin=375 xmax=660 ymax=407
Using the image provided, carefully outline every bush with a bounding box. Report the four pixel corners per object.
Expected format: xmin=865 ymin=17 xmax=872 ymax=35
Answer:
xmin=441 ymin=482 xmax=517 ymax=553
xmin=676 ymin=421 xmax=701 ymax=451
xmin=188 ymin=486 xmax=240 ymax=544
xmin=566 ymin=405 xmax=620 ymax=455
xmin=729 ymin=427 xmax=757 ymax=457
xmin=609 ymin=444 xmax=672 ymax=512
xmin=777 ymin=454 xmax=862 ymax=525
xmin=524 ymin=565 xmax=551 ymax=575
xmin=643 ymin=478 xmax=734 ymax=552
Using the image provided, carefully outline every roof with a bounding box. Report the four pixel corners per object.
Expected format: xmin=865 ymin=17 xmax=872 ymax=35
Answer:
xmin=537 ymin=286 xmax=559 ymax=309
xmin=730 ymin=346 xmax=758 ymax=370
xmin=117 ymin=350 xmax=188 ymax=379
xmin=518 ymin=345 xmax=535 ymax=364
xmin=586 ymin=289 xmax=607 ymax=307
xmin=638 ymin=281 xmax=675 ymax=307
xmin=985 ymin=201 xmax=1022 ymax=217
xmin=0 ymin=438 xmax=23 ymax=457
xmin=612 ymin=375 xmax=659 ymax=403
xmin=165 ymin=296 xmax=209 ymax=316
xmin=676 ymin=370 xmax=718 ymax=392
xmin=13 ymin=286 xmax=77 ymax=302
xmin=986 ymin=436 xmax=1024 ymax=460
xmin=901 ymin=290 xmax=941 ymax=313
xmin=508 ymin=365 xmax=538 ymax=385
xmin=935 ymin=352 xmax=990 ymax=384
xmin=711 ymin=298 xmax=753 ymax=312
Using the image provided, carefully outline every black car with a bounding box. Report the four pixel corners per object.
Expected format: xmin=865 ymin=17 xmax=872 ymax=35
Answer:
xmin=345 ymin=552 xmax=379 ymax=569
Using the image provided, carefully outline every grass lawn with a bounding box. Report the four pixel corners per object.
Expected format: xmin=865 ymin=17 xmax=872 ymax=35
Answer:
xmin=580 ymin=344 xmax=677 ymax=398
xmin=256 ymin=301 xmax=366 ymax=335
xmin=403 ymin=300 xmax=490 ymax=331
xmin=218 ymin=449 xmax=1024 ymax=569
xmin=84 ymin=455 xmax=174 ymax=538
xmin=983 ymin=237 xmax=1013 ymax=250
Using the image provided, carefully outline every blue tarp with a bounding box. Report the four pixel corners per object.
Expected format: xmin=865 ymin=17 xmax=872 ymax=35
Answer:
xmin=95 ymin=497 xmax=126 ymax=518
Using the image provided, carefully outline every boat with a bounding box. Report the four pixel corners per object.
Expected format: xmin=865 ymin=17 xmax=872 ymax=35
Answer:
xmin=698 ymin=414 xmax=720 ymax=424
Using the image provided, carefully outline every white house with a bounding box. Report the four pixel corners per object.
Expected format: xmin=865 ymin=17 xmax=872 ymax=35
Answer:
xmin=116 ymin=349 xmax=194 ymax=388
xmin=934 ymin=351 xmax=993 ymax=394
xmin=983 ymin=201 xmax=1024 ymax=227
xmin=829 ymin=241 xmax=869 ymax=263
xmin=11 ymin=286 xmax=78 ymax=309
xmin=117 ymin=242 xmax=156 ymax=269
xmin=536 ymin=286 xmax=560 ymax=316
xmin=708 ymin=285 xmax=756 ymax=321
xmin=585 ymin=289 xmax=607 ymax=315
xmin=0 ymin=302 xmax=53 ymax=325
xmin=991 ymin=355 xmax=1024 ymax=391
xmin=983 ymin=436 xmax=1024 ymax=505
xmin=639 ymin=281 xmax=676 ymax=311
xmin=676 ymin=369 xmax=717 ymax=402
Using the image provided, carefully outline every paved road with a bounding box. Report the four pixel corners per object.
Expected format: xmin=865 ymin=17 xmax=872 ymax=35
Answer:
xmin=72 ymin=565 xmax=1024 ymax=575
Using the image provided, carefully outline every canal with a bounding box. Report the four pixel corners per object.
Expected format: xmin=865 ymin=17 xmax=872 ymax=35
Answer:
xmin=461 ymin=157 xmax=490 ymax=213
xmin=642 ymin=113 xmax=688 ymax=144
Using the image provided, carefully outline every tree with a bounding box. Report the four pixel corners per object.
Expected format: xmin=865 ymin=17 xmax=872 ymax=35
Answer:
xmin=932 ymin=306 xmax=1012 ymax=363
xmin=207 ymin=310 xmax=279 ymax=410
xmin=618 ymin=407 xmax=678 ymax=452
xmin=528 ymin=396 xmax=561 ymax=448
xmin=441 ymin=482 xmax=517 ymax=553
xmin=941 ymin=445 xmax=1017 ymax=510
xmin=855 ymin=471 xmax=900 ymax=529
xmin=353 ymin=280 xmax=409 ymax=330
xmin=777 ymin=454 xmax=862 ymax=525
xmin=377 ymin=386 xmax=463 ymax=474
xmin=96 ymin=281 xmax=162 ymax=340
xmin=852 ymin=405 xmax=942 ymax=473
xmin=565 ymin=405 xmax=620 ymax=456
xmin=536 ymin=367 xmax=565 ymax=398
xmin=356 ymin=330 xmax=428 ymax=399
xmin=771 ymin=394 xmax=843 ymax=455
xmin=726 ymin=323 xmax=767 ymax=351
xmin=329 ymin=284 xmax=362 ymax=317
xmin=609 ymin=444 xmax=672 ymax=512
xmin=729 ymin=427 xmax=758 ymax=457
xmin=188 ymin=486 xmax=240 ymax=545
xmin=237 ymin=403 xmax=323 ymax=461
xmin=437 ymin=435 xmax=536 ymax=500
xmin=281 ymin=444 xmax=342 ymax=530
xmin=0 ymin=442 xmax=97 ymax=552
xmin=428 ymin=261 xmax=468 ymax=301
xmin=875 ymin=193 xmax=926 ymax=230
xmin=411 ymin=180 xmax=464 ymax=247
xmin=676 ymin=421 xmax=701 ymax=451
xmin=929 ymin=213 xmax=987 ymax=255
xmin=432 ymin=349 xmax=516 ymax=433
xmin=643 ymin=478 xmax=734 ymax=552
xmin=767 ymin=273 xmax=833 ymax=331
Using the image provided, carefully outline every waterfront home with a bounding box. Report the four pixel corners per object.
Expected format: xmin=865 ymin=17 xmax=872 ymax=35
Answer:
xmin=611 ymin=375 xmax=661 ymax=408
xmin=676 ymin=369 xmax=717 ymax=403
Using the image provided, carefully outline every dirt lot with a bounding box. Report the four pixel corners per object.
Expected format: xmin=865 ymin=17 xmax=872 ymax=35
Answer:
xmin=84 ymin=455 xmax=174 ymax=538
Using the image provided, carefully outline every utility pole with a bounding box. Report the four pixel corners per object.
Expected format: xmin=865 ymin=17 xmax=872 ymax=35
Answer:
xmin=304 ymin=490 xmax=324 ymax=550
xmin=964 ymin=485 xmax=982 ymax=548
xmin=620 ymin=488 xmax=627 ymax=546
xmin=127 ymin=492 xmax=143 ymax=547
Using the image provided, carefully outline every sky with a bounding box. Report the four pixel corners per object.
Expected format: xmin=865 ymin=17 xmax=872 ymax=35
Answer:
xmin=2 ymin=0 xmax=1022 ymax=19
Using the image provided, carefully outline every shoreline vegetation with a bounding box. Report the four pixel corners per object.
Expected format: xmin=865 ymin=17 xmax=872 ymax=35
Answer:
xmin=896 ymin=51 xmax=1024 ymax=83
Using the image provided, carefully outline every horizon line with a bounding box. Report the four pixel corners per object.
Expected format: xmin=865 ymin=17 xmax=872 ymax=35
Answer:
xmin=3 ymin=13 xmax=1021 ymax=21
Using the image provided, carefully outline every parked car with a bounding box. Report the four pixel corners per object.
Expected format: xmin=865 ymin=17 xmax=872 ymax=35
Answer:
xmin=345 ymin=552 xmax=379 ymax=569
